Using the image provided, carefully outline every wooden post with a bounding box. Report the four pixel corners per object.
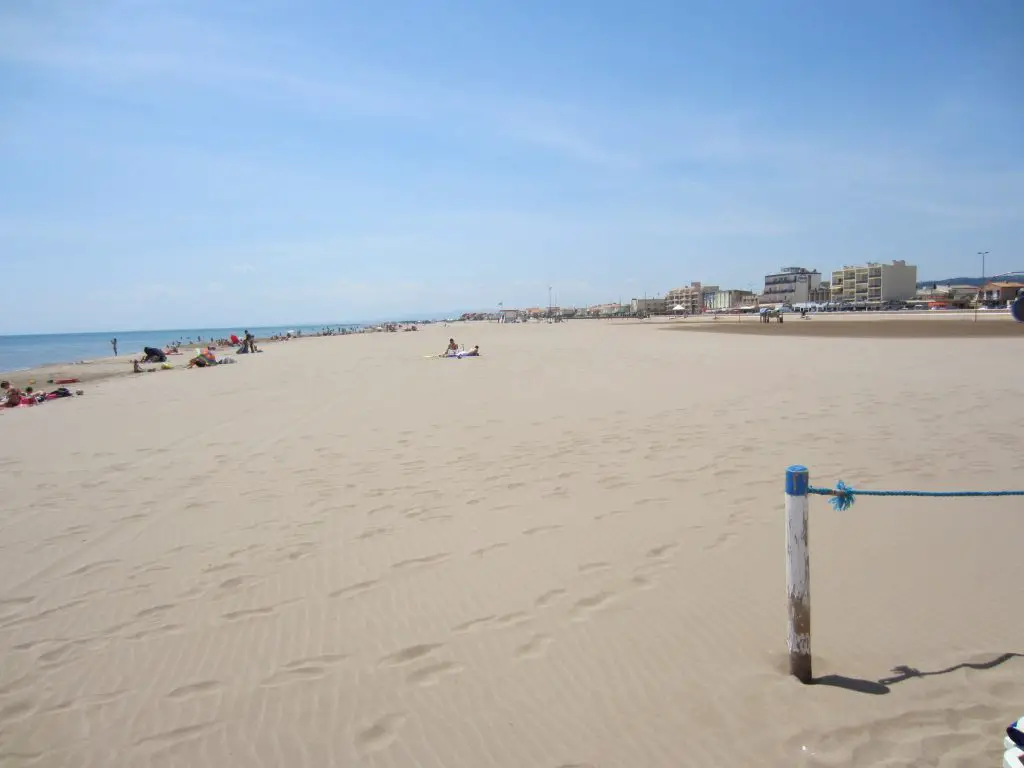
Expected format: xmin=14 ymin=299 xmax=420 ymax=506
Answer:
xmin=786 ymin=465 xmax=812 ymax=683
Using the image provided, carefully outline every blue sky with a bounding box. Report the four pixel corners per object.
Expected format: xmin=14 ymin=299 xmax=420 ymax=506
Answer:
xmin=1 ymin=0 xmax=1022 ymax=333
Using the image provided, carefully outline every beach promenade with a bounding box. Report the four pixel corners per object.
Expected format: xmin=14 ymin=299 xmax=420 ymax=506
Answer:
xmin=1 ymin=317 xmax=1022 ymax=767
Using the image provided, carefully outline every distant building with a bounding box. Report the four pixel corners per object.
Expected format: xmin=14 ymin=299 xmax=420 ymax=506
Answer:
xmin=664 ymin=282 xmax=705 ymax=313
xmin=911 ymin=285 xmax=974 ymax=309
xmin=830 ymin=260 xmax=917 ymax=306
xmin=763 ymin=267 xmax=821 ymax=304
xmin=709 ymin=289 xmax=755 ymax=310
xmin=808 ymin=281 xmax=831 ymax=304
xmin=631 ymin=297 xmax=667 ymax=315
xmin=977 ymin=281 xmax=1024 ymax=307
xmin=587 ymin=303 xmax=628 ymax=316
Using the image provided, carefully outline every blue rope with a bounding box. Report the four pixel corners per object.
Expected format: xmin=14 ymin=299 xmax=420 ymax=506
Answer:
xmin=808 ymin=481 xmax=1024 ymax=511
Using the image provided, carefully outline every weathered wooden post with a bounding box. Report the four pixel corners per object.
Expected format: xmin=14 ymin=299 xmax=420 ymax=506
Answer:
xmin=786 ymin=465 xmax=812 ymax=683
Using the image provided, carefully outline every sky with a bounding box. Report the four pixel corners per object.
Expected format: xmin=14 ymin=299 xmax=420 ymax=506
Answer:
xmin=1 ymin=0 xmax=1022 ymax=333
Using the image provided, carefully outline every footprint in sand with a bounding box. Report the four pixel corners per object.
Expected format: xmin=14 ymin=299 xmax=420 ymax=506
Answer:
xmin=1 ymin=599 xmax=86 ymax=630
xmin=630 ymin=573 xmax=656 ymax=590
xmin=134 ymin=722 xmax=220 ymax=748
xmin=329 ymin=580 xmax=379 ymax=599
xmin=452 ymin=615 xmax=494 ymax=633
xmin=578 ymin=562 xmax=611 ymax=574
xmin=136 ymin=604 xmax=174 ymax=619
xmin=494 ymin=612 xmax=530 ymax=629
xmin=391 ymin=553 xmax=450 ymax=570
xmin=569 ymin=591 xmax=616 ymax=622
xmin=221 ymin=599 xmax=296 ymax=622
xmin=66 ymin=559 xmax=120 ymax=577
xmin=406 ymin=661 xmax=463 ymax=687
xmin=354 ymin=713 xmax=407 ymax=755
xmin=260 ymin=666 xmax=328 ymax=688
xmin=523 ymin=525 xmax=562 ymax=536
xmin=218 ymin=576 xmax=250 ymax=591
xmin=646 ymin=543 xmax=678 ymax=559
xmin=705 ymin=531 xmax=736 ymax=550
xmin=356 ymin=527 xmax=392 ymax=541
xmin=166 ymin=681 xmax=225 ymax=700
xmin=128 ymin=623 xmax=183 ymax=641
xmin=535 ymin=588 xmax=566 ymax=608
xmin=378 ymin=643 xmax=442 ymax=668
xmin=515 ymin=633 xmax=553 ymax=659
xmin=471 ymin=542 xmax=509 ymax=557
xmin=202 ymin=562 xmax=236 ymax=575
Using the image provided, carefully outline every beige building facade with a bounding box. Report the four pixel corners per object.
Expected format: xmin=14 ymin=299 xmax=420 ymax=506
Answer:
xmin=830 ymin=260 xmax=917 ymax=306
xmin=664 ymin=282 xmax=705 ymax=313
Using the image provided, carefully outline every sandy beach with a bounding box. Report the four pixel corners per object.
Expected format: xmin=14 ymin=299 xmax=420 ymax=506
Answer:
xmin=1 ymin=317 xmax=1022 ymax=767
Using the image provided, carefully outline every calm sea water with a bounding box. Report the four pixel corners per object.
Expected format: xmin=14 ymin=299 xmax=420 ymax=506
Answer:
xmin=0 ymin=324 xmax=365 ymax=372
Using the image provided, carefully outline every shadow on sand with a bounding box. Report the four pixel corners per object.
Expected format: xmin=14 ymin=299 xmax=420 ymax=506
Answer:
xmin=812 ymin=652 xmax=1023 ymax=695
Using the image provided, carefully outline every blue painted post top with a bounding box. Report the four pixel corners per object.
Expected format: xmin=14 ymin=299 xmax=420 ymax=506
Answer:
xmin=786 ymin=465 xmax=809 ymax=496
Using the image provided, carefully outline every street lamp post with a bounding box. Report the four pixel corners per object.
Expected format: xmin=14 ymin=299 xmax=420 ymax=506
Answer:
xmin=976 ymin=251 xmax=989 ymax=322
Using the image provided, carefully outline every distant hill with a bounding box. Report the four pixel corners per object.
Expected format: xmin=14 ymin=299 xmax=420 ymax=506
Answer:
xmin=917 ymin=272 xmax=1023 ymax=288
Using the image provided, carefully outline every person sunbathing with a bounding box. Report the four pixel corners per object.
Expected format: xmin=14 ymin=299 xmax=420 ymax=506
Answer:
xmin=441 ymin=338 xmax=459 ymax=356
xmin=458 ymin=345 xmax=481 ymax=357
xmin=188 ymin=351 xmax=216 ymax=368
xmin=3 ymin=386 xmax=24 ymax=407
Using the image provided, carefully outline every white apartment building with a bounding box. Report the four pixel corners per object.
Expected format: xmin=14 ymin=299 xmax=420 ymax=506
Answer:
xmin=762 ymin=267 xmax=822 ymax=304
xmin=830 ymin=260 xmax=918 ymax=306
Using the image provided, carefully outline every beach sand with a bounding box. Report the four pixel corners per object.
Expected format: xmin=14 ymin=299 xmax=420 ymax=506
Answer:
xmin=1 ymin=318 xmax=1022 ymax=767
xmin=664 ymin=312 xmax=1024 ymax=338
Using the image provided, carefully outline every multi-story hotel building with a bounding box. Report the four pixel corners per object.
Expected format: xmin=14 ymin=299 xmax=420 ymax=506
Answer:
xmin=664 ymin=282 xmax=705 ymax=313
xmin=762 ymin=267 xmax=821 ymax=304
xmin=830 ymin=260 xmax=917 ymax=306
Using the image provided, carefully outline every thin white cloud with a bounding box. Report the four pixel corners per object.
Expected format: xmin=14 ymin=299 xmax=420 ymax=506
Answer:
xmin=0 ymin=2 xmax=744 ymax=173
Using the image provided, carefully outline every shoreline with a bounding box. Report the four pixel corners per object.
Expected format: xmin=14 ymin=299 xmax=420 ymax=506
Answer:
xmin=0 ymin=333 xmax=318 ymax=387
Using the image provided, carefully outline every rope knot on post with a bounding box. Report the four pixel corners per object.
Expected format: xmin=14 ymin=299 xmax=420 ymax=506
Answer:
xmin=808 ymin=481 xmax=856 ymax=511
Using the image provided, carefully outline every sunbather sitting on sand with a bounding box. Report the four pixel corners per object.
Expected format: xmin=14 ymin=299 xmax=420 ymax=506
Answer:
xmin=441 ymin=338 xmax=459 ymax=356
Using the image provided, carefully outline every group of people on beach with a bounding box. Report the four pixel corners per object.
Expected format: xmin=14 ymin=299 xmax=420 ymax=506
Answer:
xmin=1 ymin=380 xmax=80 ymax=408
xmin=440 ymin=338 xmax=480 ymax=357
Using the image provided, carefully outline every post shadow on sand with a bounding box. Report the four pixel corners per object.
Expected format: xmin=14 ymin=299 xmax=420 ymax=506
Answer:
xmin=811 ymin=652 xmax=1023 ymax=695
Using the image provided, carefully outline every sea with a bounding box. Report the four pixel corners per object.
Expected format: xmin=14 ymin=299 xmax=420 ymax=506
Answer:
xmin=0 ymin=324 xmax=368 ymax=372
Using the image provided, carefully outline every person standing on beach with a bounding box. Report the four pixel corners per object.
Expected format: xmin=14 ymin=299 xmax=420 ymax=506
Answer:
xmin=111 ymin=338 xmax=118 ymax=356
